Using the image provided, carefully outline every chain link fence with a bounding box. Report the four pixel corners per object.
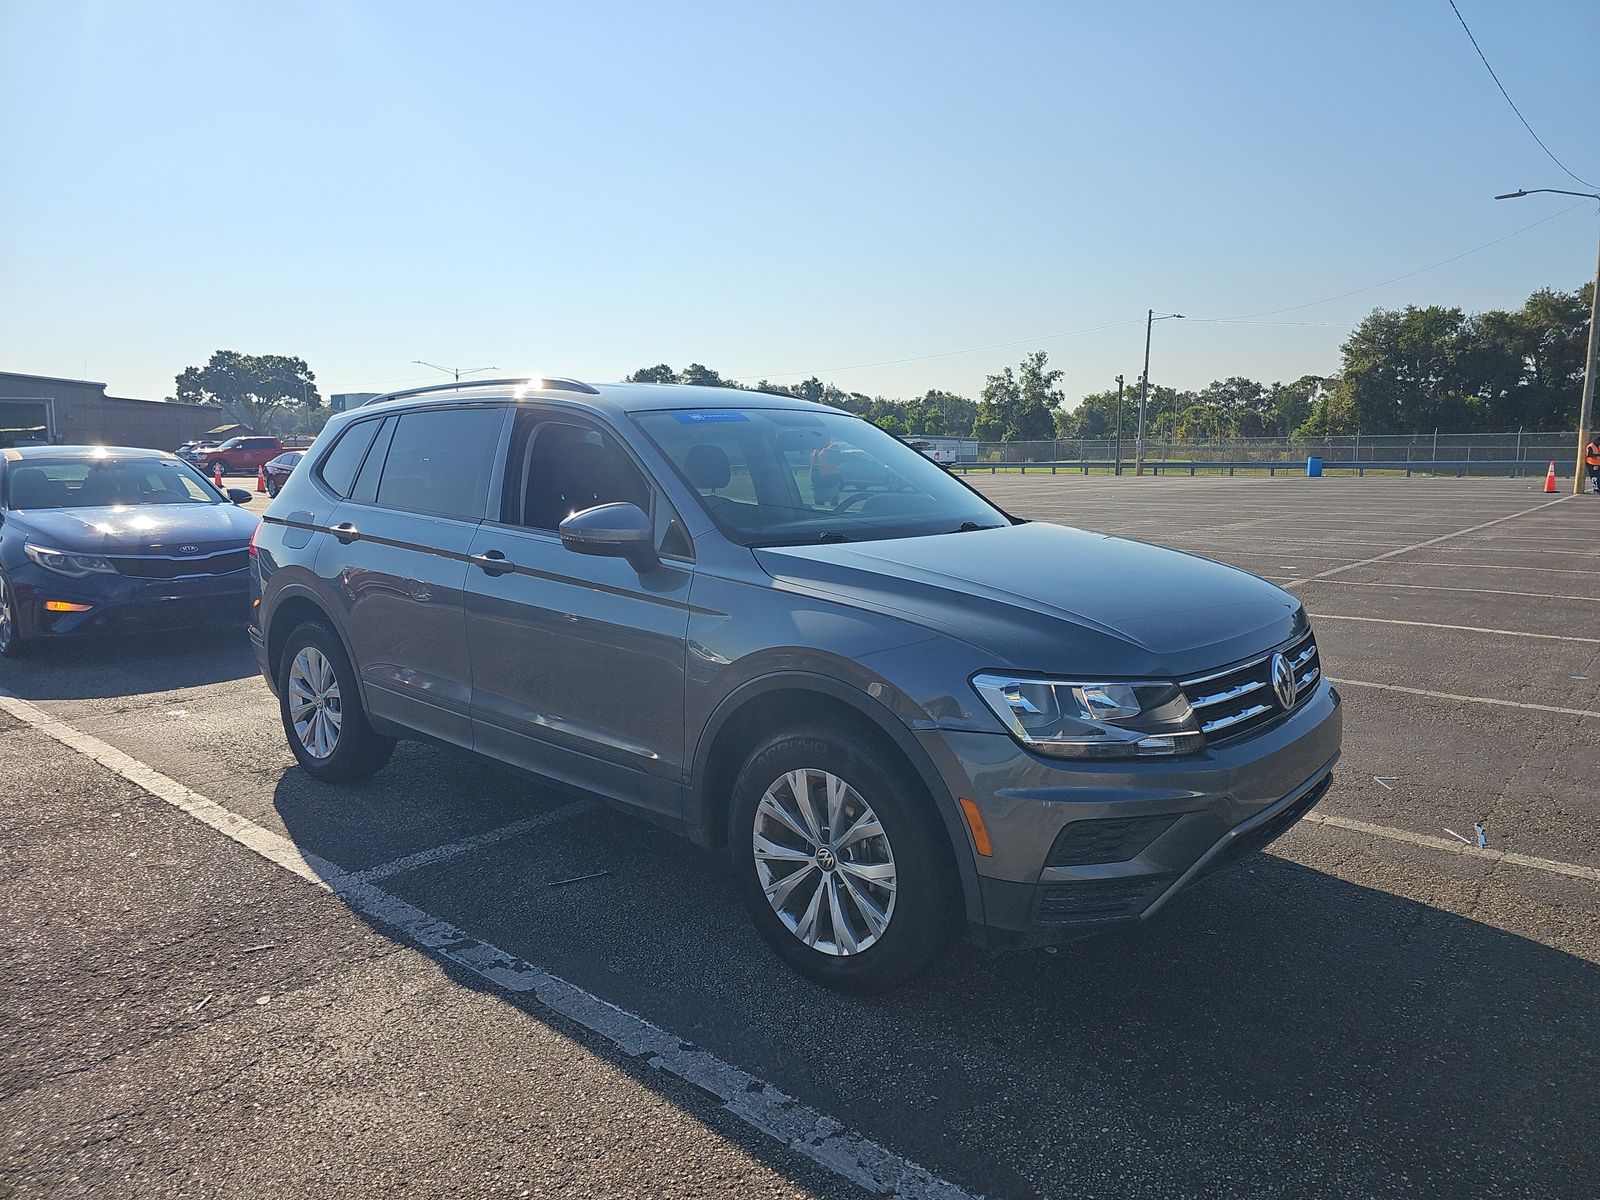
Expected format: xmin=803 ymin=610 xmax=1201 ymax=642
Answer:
xmin=965 ymin=431 xmax=1579 ymax=466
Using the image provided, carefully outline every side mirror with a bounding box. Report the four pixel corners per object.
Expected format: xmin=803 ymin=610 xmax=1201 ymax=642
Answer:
xmin=228 ymin=488 xmax=254 ymax=506
xmin=557 ymin=502 xmax=657 ymax=567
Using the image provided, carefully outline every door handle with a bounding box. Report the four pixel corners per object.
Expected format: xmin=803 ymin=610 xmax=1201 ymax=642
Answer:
xmin=474 ymin=549 xmax=514 ymax=577
xmin=330 ymin=522 xmax=360 ymax=544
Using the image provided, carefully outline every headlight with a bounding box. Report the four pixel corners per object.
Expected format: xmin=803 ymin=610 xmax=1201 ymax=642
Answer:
xmin=24 ymin=544 xmax=117 ymax=578
xmin=971 ymin=673 xmax=1203 ymax=759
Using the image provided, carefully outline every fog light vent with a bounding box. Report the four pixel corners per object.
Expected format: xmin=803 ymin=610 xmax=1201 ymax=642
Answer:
xmin=1045 ymin=815 xmax=1177 ymax=867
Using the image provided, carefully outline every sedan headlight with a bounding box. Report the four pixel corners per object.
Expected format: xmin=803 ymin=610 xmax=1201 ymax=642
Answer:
xmin=971 ymin=673 xmax=1203 ymax=759
xmin=24 ymin=544 xmax=117 ymax=578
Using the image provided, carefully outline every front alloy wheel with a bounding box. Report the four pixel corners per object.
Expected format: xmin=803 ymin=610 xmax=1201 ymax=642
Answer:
xmin=729 ymin=727 xmax=955 ymax=993
xmin=0 ymin=572 xmax=19 ymax=657
xmin=753 ymin=768 xmax=897 ymax=955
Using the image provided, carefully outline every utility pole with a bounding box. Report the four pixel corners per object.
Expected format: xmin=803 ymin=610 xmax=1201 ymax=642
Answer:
xmin=1575 ymin=225 xmax=1599 ymax=493
xmin=1114 ymin=374 xmax=1125 ymax=476
xmin=1134 ymin=309 xmax=1185 ymax=477
xmin=1493 ymin=190 xmax=1599 ymax=493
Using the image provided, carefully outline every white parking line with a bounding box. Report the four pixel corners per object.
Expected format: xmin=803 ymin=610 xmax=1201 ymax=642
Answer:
xmin=1301 ymin=579 xmax=1600 ymax=603
xmin=351 ymin=802 xmax=598 ymax=884
xmin=1326 ymin=678 xmax=1600 ymax=720
xmin=1284 ymin=495 xmax=1573 ymax=589
xmin=0 ymin=687 xmax=979 ymax=1200
xmin=1391 ymin=561 xmax=1599 ymax=576
xmin=1313 ymin=614 xmax=1600 ymax=644
xmin=1300 ymin=813 xmax=1600 ymax=883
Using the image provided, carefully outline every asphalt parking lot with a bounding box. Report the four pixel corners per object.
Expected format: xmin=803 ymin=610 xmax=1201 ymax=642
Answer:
xmin=3 ymin=476 xmax=1597 ymax=1199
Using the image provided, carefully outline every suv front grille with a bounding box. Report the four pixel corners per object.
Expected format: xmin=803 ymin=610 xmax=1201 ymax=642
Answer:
xmin=111 ymin=550 xmax=249 ymax=578
xmin=1183 ymin=630 xmax=1319 ymax=745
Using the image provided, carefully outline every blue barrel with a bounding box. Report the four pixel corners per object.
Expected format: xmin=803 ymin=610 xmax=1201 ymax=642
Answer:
xmin=1306 ymin=456 xmax=1324 ymax=477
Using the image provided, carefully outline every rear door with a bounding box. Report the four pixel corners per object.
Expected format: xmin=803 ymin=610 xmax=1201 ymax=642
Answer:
xmin=315 ymin=403 xmax=508 ymax=747
xmin=464 ymin=408 xmax=694 ymax=817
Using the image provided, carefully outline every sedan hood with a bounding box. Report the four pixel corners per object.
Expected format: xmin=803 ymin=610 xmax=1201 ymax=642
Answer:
xmin=755 ymin=522 xmax=1301 ymax=678
xmin=11 ymin=504 xmax=259 ymax=556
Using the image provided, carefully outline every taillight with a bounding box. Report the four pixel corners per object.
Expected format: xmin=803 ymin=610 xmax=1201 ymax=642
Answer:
xmin=248 ymin=524 xmax=260 ymax=558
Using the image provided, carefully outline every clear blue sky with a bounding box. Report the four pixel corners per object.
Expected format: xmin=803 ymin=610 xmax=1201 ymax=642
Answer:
xmin=2 ymin=0 xmax=1596 ymax=408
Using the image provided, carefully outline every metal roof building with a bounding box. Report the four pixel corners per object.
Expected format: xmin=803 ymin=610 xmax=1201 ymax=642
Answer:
xmin=0 ymin=371 xmax=219 ymax=450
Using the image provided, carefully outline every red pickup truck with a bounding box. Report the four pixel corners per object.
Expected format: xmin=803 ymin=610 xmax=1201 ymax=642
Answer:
xmin=197 ymin=436 xmax=283 ymax=474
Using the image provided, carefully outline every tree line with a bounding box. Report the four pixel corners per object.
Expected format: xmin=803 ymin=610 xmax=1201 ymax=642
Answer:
xmin=168 ymin=279 xmax=1590 ymax=440
xmin=631 ymin=281 xmax=1592 ymax=440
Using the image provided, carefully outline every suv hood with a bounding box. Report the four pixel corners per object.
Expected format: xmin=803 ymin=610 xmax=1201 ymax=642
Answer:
xmin=10 ymin=504 xmax=259 ymax=556
xmin=755 ymin=522 xmax=1301 ymax=678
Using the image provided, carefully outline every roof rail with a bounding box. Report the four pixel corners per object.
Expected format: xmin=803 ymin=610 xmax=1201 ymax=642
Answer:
xmin=360 ymin=376 xmax=599 ymax=407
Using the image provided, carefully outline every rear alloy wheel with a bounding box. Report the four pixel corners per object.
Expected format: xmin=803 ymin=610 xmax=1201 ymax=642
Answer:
xmin=266 ymin=477 xmax=280 ymax=498
xmin=0 ymin=571 xmax=21 ymax=657
xmin=278 ymin=621 xmax=394 ymax=781
xmin=729 ymin=728 xmax=955 ymax=993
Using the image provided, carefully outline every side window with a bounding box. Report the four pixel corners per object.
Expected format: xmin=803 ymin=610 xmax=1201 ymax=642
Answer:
xmin=373 ymin=407 xmax=504 ymax=520
xmin=315 ymin=419 xmax=381 ymax=498
xmin=501 ymin=414 xmax=652 ymax=533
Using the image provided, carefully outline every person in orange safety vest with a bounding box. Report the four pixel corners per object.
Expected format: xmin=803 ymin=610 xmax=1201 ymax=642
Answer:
xmin=1586 ymin=435 xmax=1600 ymax=493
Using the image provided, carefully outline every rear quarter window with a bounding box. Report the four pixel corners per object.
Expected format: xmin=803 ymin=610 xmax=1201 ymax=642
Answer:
xmin=315 ymin=419 xmax=382 ymax=498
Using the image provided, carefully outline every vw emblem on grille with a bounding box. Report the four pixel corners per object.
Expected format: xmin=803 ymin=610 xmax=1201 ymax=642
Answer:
xmin=178 ymin=544 xmax=200 ymax=554
xmin=1270 ymin=652 xmax=1298 ymax=709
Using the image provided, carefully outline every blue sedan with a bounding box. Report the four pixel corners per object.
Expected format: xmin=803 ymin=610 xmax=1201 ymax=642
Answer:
xmin=0 ymin=446 xmax=260 ymax=656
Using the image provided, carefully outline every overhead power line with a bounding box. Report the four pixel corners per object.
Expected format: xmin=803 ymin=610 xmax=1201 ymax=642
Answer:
xmin=1197 ymin=199 xmax=1590 ymax=323
xmin=1445 ymin=0 xmax=1597 ymax=190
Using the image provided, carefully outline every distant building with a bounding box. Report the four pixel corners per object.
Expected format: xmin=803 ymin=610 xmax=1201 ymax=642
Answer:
xmin=330 ymin=393 xmax=378 ymax=413
xmin=0 ymin=371 xmax=218 ymax=450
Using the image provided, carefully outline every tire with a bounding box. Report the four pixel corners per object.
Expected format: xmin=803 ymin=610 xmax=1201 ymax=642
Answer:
xmin=277 ymin=620 xmax=395 ymax=782
xmin=0 ymin=570 xmax=23 ymax=658
xmin=266 ymin=478 xmax=280 ymax=498
xmin=728 ymin=726 xmax=956 ymax=993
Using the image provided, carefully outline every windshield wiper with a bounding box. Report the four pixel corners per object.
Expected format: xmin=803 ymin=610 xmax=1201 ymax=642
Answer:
xmin=954 ymin=522 xmax=1002 ymax=532
xmin=816 ymin=530 xmax=851 ymax=544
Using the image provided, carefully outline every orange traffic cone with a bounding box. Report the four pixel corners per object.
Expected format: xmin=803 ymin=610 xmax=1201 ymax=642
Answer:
xmin=1543 ymin=461 xmax=1557 ymax=493
xmin=213 ymin=462 xmax=224 ymax=489
xmin=256 ymin=464 xmax=267 ymax=493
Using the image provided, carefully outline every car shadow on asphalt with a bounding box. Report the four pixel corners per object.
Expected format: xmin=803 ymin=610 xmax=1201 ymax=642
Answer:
xmin=268 ymin=757 xmax=1600 ymax=1200
xmin=0 ymin=627 xmax=259 ymax=702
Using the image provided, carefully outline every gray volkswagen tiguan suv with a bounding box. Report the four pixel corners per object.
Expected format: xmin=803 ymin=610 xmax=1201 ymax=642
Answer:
xmin=250 ymin=378 xmax=1341 ymax=992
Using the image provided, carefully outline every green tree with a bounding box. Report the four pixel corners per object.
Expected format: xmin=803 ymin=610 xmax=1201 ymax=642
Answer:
xmin=1014 ymin=351 xmax=1063 ymax=441
xmin=175 ymin=350 xmax=320 ymax=433
xmin=679 ymin=363 xmax=737 ymax=388
xmin=626 ymin=364 xmax=680 ymax=384
xmin=1061 ymin=385 xmax=1132 ymax=439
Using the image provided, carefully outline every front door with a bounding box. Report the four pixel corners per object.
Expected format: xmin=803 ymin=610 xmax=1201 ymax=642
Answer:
xmin=465 ymin=409 xmax=693 ymax=817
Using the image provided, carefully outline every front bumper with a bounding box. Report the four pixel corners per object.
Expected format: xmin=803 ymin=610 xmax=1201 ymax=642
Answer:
xmin=920 ymin=678 xmax=1342 ymax=945
xmin=8 ymin=564 xmax=251 ymax=640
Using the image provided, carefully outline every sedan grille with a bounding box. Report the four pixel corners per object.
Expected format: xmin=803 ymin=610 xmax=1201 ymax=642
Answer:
xmin=1183 ymin=630 xmax=1320 ymax=745
xmin=111 ymin=550 xmax=249 ymax=578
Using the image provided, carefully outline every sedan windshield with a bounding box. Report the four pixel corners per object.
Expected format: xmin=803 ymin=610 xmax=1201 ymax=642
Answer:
xmin=636 ymin=408 xmax=1006 ymax=545
xmin=6 ymin=457 xmax=222 ymax=510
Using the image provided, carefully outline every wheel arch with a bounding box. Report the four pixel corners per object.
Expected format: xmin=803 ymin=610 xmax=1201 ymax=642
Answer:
xmin=687 ymin=671 xmax=985 ymax=926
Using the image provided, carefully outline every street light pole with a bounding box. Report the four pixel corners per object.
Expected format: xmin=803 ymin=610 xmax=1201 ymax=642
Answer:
xmin=1494 ymin=189 xmax=1600 ymax=494
xmin=412 ymin=360 xmax=499 ymax=384
xmin=1114 ymin=374 xmax=1125 ymax=475
xmin=1134 ymin=310 xmax=1185 ymax=477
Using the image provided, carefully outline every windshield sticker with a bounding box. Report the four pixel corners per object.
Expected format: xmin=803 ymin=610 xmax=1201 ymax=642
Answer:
xmin=672 ymin=411 xmax=750 ymax=424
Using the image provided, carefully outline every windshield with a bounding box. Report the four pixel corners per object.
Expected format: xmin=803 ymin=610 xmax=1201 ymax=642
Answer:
xmin=635 ymin=408 xmax=1006 ymax=545
xmin=5 ymin=457 xmax=223 ymax=510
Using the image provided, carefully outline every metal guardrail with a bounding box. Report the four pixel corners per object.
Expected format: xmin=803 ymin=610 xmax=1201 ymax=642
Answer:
xmin=948 ymin=459 xmax=1582 ymax=479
